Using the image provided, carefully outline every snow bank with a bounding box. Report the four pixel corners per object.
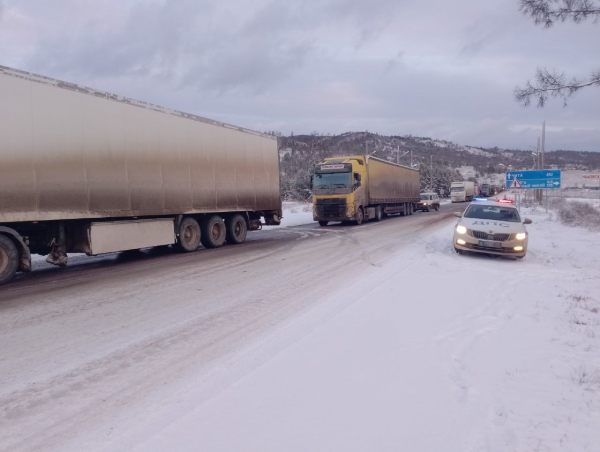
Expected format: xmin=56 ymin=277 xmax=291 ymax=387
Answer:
xmin=264 ymin=201 xmax=314 ymax=229
xmin=133 ymin=206 xmax=600 ymax=452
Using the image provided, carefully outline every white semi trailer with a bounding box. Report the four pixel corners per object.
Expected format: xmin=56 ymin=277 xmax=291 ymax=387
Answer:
xmin=0 ymin=66 xmax=282 ymax=285
xmin=450 ymin=181 xmax=475 ymax=202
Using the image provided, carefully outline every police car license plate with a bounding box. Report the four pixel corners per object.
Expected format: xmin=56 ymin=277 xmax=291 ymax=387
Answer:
xmin=478 ymin=240 xmax=502 ymax=248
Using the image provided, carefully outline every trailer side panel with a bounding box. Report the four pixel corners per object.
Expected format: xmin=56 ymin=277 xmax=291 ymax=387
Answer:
xmin=0 ymin=67 xmax=280 ymax=223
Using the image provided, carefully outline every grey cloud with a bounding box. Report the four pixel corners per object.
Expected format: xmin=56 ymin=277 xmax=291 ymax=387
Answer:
xmin=26 ymin=1 xmax=318 ymax=95
xmin=26 ymin=0 xmax=211 ymax=79
xmin=384 ymin=51 xmax=405 ymax=73
xmin=180 ymin=2 xmax=315 ymax=94
xmin=322 ymin=0 xmax=403 ymax=48
xmin=4 ymin=0 xmax=599 ymax=151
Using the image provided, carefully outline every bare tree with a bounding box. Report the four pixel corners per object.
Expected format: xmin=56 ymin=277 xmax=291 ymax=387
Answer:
xmin=515 ymin=0 xmax=600 ymax=107
xmin=521 ymin=0 xmax=600 ymax=26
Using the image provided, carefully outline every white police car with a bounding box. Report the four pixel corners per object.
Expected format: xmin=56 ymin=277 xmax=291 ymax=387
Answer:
xmin=453 ymin=199 xmax=532 ymax=258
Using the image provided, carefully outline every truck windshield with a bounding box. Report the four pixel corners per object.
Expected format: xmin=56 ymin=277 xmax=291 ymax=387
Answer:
xmin=451 ymin=186 xmax=465 ymax=192
xmin=313 ymin=172 xmax=352 ymax=189
xmin=420 ymin=194 xmax=432 ymax=200
xmin=464 ymin=205 xmax=521 ymax=222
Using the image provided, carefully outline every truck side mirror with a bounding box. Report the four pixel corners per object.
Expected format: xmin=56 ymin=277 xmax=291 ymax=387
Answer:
xmin=353 ymin=173 xmax=361 ymax=188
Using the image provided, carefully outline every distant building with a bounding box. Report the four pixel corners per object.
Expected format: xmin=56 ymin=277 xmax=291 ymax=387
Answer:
xmin=562 ymin=170 xmax=600 ymax=189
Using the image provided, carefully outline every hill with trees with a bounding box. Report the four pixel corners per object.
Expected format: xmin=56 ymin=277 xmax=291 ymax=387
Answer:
xmin=277 ymin=132 xmax=600 ymax=200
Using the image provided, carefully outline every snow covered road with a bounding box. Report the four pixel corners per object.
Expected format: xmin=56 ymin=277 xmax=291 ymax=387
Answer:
xmin=1 ymin=203 xmax=599 ymax=451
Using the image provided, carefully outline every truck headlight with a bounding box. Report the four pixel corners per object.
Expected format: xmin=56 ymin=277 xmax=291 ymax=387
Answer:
xmin=515 ymin=232 xmax=527 ymax=240
xmin=456 ymin=225 xmax=467 ymax=234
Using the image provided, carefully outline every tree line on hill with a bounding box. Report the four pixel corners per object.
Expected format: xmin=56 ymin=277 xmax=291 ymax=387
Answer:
xmin=277 ymin=132 xmax=600 ymax=201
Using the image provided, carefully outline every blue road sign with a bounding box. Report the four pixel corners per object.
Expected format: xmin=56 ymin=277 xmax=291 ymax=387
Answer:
xmin=505 ymin=169 xmax=561 ymax=189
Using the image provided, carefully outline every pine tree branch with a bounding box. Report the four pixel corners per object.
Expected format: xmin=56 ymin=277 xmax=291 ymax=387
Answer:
xmin=520 ymin=0 xmax=600 ymax=27
xmin=515 ymin=68 xmax=600 ymax=106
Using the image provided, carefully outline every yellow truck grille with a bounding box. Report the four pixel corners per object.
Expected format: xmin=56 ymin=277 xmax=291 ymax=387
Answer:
xmin=315 ymin=199 xmax=347 ymax=218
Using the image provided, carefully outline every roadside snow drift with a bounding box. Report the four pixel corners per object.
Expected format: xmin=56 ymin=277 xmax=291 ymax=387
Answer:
xmin=131 ymin=206 xmax=600 ymax=452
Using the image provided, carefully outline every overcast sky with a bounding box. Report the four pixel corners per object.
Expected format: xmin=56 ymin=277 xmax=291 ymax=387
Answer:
xmin=1 ymin=0 xmax=598 ymax=151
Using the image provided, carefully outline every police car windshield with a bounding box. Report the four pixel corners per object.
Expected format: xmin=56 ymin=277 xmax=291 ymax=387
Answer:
xmin=464 ymin=204 xmax=521 ymax=222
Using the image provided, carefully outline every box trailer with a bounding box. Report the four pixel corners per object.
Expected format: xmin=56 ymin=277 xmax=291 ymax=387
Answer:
xmin=312 ymin=155 xmax=420 ymax=225
xmin=450 ymin=181 xmax=475 ymax=202
xmin=0 ymin=66 xmax=281 ymax=284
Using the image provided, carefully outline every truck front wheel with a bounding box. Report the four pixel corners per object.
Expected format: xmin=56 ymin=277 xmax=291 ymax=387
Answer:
xmin=318 ymin=220 xmax=329 ymax=227
xmin=201 ymin=215 xmax=226 ymax=248
xmin=355 ymin=207 xmax=364 ymax=225
xmin=0 ymin=234 xmax=19 ymax=285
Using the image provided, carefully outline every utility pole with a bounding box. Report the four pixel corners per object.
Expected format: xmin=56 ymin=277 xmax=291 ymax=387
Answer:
xmin=535 ymin=137 xmax=540 ymax=203
xmin=541 ymin=120 xmax=546 ymax=204
xmin=541 ymin=120 xmax=545 ymax=169
xmin=430 ymin=155 xmax=433 ymax=191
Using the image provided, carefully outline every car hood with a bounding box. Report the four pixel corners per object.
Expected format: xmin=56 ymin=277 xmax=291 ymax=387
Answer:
xmin=460 ymin=218 xmax=525 ymax=233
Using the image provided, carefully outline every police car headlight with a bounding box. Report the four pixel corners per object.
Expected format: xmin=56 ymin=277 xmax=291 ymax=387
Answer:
xmin=456 ymin=225 xmax=467 ymax=234
xmin=515 ymin=232 xmax=527 ymax=240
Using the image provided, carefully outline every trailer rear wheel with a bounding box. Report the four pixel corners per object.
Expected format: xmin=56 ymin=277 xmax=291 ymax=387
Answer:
xmin=177 ymin=217 xmax=201 ymax=252
xmin=226 ymin=214 xmax=248 ymax=244
xmin=201 ymin=215 xmax=226 ymax=248
xmin=0 ymin=234 xmax=19 ymax=285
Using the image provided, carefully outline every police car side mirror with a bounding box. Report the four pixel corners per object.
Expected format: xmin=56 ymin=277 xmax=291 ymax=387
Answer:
xmin=453 ymin=212 xmax=462 ymax=218
xmin=523 ymin=218 xmax=532 ymax=224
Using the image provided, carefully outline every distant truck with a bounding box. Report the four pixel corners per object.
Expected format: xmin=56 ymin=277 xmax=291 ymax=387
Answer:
xmin=480 ymin=183 xmax=491 ymax=197
xmin=0 ymin=66 xmax=282 ymax=285
xmin=312 ymin=155 xmax=420 ymax=226
xmin=450 ymin=181 xmax=475 ymax=202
